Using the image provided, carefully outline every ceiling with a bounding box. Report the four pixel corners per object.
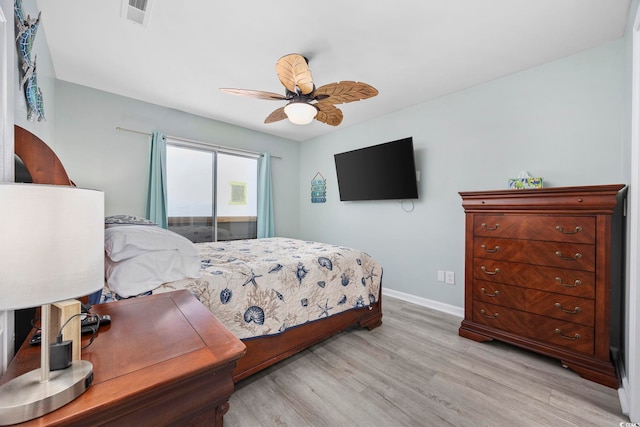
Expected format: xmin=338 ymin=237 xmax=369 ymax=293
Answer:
xmin=35 ymin=1 xmax=631 ymax=142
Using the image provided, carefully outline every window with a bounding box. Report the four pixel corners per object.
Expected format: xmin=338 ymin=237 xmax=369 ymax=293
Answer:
xmin=166 ymin=144 xmax=258 ymax=242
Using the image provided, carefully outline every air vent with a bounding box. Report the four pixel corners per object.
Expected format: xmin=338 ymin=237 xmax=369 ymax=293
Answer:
xmin=130 ymin=0 xmax=147 ymax=9
xmin=121 ymin=0 xmax=153 ymax=26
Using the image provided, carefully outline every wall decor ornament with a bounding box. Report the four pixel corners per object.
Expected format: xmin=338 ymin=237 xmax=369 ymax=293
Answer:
xmin=311 ymin=172 xmax=326 ymax=203
xmin=14 ymin=0 xmax=45 ymax=122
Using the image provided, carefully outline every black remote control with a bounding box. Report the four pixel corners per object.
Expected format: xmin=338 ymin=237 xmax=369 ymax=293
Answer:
xmin=80 ymin=314 xmax=111 ymax=335
xmin=81 ymin=314 xmax=111 ymax=327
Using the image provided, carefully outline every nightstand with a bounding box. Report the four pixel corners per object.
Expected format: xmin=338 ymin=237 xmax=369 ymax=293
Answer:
xmin=0 ymin=290 xmax=246 ymax=426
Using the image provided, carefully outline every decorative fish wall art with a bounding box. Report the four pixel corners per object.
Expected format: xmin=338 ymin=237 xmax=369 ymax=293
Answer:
xmin=14 ymin=0 xmax=45 ymax=121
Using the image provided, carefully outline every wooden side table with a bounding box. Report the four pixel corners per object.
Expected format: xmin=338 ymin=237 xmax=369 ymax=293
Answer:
xmin=0 ymin=290 xmax=246 ymax=426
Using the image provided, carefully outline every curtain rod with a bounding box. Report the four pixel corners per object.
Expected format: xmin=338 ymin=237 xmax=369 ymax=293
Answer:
xmin=115 ymin=126 xmax=282 ymax=159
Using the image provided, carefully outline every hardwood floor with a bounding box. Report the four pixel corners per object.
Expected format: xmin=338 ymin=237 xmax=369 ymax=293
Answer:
xmin=226 ymin=296 xmax=627 ymax=426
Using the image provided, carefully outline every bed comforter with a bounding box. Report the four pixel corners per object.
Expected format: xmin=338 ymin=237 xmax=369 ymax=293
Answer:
xmin=148 ymin=237 xmax=382 ymax=339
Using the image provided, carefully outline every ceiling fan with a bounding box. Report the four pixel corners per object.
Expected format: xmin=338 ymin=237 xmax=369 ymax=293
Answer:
xmin=220 ymin=53 xmax=378 ymax=126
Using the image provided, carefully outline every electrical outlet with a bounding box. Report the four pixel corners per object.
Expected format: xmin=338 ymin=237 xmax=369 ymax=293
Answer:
xmin=437 ymin=270 xmax=445 ymax=282
xmin=445 ymin=271 xmax=455 ymax=285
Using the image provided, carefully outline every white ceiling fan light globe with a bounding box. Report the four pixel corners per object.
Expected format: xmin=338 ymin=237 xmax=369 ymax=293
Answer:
xmin=284 ymin=102 xmax=317 ymax=125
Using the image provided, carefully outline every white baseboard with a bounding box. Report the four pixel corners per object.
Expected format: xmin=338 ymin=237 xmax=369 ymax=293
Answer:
xmin=382 ymin=288 xmax=464 ymax=318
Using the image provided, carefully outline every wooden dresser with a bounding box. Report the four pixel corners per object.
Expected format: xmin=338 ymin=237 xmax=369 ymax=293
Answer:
xmin=458 ymin=185 xmax=626 ymax=388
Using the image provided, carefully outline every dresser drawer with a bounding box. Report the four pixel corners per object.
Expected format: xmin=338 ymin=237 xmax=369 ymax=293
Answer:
xmin=473 ymin=280 xmax=526 ymax=307
xmin=474 ymin=238 xmax=595 ymax=271
xmin=473 ymin=280 xmax=594 ymax=326
xmin=533 ymin=320 xmax=595 ymax=355
xmin=474 ymin=215 xmax=595 ymax=243
xmin=525 ymin=290 xmax=594 ymax=327
xmin=472 ymin=301 xmax=595 ymax=354
xmin=472 ymin=259 xmax=595 ymax=298
xmin=472 ymin=300 xmax=529 ymax=335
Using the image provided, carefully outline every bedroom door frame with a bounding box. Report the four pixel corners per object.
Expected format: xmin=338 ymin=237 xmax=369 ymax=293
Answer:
xmin=624 ymin=4 xmax=640 ymax=422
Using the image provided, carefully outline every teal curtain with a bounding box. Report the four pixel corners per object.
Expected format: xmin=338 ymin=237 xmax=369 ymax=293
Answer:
xmin=146 ymin=131 xmax=168 ymax=228
xmin=257 ymin=152 xmax=275 ymax=238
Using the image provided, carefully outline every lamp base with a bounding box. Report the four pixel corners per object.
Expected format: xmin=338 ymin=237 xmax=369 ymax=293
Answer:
xmin=0 ymin=360 xmax=93 ymax=425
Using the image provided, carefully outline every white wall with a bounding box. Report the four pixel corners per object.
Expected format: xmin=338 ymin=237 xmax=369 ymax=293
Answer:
xmin=0 ymin=1 xmax=13 ymax=182
xmin=299 ymin=40 xmax=626 ymax=309
xmin=53 ymin=81 xmax=301 ymax=238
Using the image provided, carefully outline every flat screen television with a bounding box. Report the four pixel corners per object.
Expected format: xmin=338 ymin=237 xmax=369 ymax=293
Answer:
xmin=334 ymin=137 xmax=419 ymax=201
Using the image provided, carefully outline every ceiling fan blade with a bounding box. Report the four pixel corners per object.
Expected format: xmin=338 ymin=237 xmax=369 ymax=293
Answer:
xmin=220 ymin=88 xmax=287 ymax=101
xmin=264 ymin=106 xmax=287 ymax=124
xmin=276 ymin=54 xmax=314 ymax=95
xmin=314 ymin=102 xmax=343 ymax=126
xmin=314 ymin=81 xmax=378 ymax=104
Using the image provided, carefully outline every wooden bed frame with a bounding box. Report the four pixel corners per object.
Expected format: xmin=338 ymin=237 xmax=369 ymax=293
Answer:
xmin=14 ymin=124 xmax=384 ymax=383
xmin=233 ymin=290 xmax=382 ymax=381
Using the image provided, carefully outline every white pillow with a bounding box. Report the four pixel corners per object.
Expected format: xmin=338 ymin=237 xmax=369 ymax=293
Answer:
xmin=105 ymin=250 xmax=201 ymax=297
xmin=105 ymin=225 xmax=198 ymax=262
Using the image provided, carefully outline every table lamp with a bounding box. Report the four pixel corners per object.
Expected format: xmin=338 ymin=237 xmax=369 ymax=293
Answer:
xmin=0 ymin=183 xmax=104 ymax=425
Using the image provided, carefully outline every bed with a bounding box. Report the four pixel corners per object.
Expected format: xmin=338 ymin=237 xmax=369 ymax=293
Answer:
xmin=15 ymin=125 xmax=384 ymax=382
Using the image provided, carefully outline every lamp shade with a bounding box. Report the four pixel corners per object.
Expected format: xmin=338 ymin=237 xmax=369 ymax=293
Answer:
xmin=0 ymin=183 xmax=104 ymax=310
xmin=284 ymin=102 xmax=317 ymax=125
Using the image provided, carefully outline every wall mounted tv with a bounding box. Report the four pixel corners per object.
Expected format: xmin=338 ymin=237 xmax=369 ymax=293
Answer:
xmin=334 ymin=137 xmax=419 ymax=201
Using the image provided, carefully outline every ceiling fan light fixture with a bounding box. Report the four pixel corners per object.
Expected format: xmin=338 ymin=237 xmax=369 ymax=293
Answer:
xmin=221 ymin=54 xmax=377 ymax=127
xmin=284 ymin=102 xmax=317 ymax=125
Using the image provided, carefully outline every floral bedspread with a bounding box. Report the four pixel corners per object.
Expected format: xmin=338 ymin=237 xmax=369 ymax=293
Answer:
xmin=152 ymin=237 xmax=382 ymax=339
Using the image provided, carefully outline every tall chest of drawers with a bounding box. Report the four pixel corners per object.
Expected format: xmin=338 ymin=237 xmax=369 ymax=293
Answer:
xmin=458 ymin=185 xmax=626 ymax=388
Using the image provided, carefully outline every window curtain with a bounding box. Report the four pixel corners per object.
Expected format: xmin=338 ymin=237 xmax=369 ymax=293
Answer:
xmin=257 ymin=152 xmax=275 ymax=238
xmin=146 ymin=131 xmax=168 ymax=228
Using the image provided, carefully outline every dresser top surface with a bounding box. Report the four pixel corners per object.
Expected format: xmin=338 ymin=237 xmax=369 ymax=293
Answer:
xmin=460 ymin=184 xmax=626 ymax=213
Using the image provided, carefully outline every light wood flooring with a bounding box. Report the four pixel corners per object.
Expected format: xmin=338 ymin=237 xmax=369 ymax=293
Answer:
xmin=226 ymin=296 xmax=627 ymax=426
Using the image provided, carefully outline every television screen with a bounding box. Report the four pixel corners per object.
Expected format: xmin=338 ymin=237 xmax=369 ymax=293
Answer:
xmin=334 ymin=137 xmax=419 ymax=201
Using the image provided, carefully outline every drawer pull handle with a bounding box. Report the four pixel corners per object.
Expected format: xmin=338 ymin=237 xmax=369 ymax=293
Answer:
xmin=555 ymin=277 xmax=583 ymax=288
xmin=555 ymin=251 xmax=582 ymax=261
xmin=481 ymin=288 xmax=499 ymax=297
xmin=555 ymin=328 xmax=580 ymax=341
xmin=481 ymin=266 xmax=500 ymax=275
xmin=555 ymin=225 xmax=583 ymax=234
xmin=481 ymin=223 xmax=500 ymax=231
xmin=480 ymin=244 xmax=500 ymax=253
xmin=480 ymin=309 xmax=499 ymax=319
xmin=554 ymin=303 xmax=582 ymax=314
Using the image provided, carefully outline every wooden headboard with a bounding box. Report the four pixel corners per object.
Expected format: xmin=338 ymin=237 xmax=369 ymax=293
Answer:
xmin=14 ymin=125 xmax=73 ymax=186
